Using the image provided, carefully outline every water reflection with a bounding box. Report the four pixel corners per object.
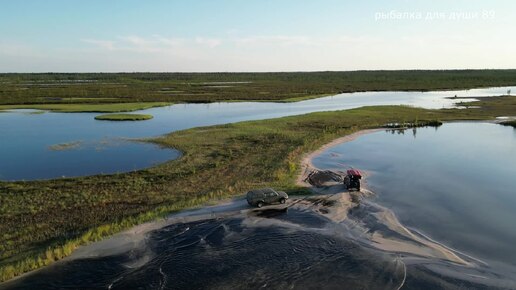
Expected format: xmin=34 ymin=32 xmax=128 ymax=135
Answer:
xmin=313 ymin=122 xmax=516 ymax=280
xmin=1 ymin=86 xmax=514 ymax=180
xmin=0 ymin=209 xmax=490 ymax=290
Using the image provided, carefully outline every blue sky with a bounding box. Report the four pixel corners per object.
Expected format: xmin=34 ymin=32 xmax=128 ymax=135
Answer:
xmin=1 ymin=0 xmax=515 ymax=72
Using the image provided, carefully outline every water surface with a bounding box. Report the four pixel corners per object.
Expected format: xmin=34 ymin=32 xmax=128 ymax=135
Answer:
xmin=1 ymin=86 xmax=514 ymax=180
xmin=313 ymin=122 xmax=516 ymax=278
xmin=1 ymin=207 xmax=493 ymax=290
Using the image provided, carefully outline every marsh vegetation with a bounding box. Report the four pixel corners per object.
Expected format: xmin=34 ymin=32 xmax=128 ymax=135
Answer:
xmin=2 ymin=70 xmax=516 ymax=107
xmin=0 ymin=102 xmax=170 ymax=113
xmin=500 ymin=120 xmax=516 ymax=127
xmin=1 ymin=70 xmax=516 ymax=281
xmin=1 ymin=95 xmax=515 ymax=281
xmin=48 ymin=141 xmax=83 ymax=151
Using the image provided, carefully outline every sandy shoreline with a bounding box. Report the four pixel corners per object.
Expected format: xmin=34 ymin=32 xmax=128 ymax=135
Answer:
xmin=296 ymin=129 xmax=381 ymax=187
xmin=294 ymin=129 xmax=476 ymax=267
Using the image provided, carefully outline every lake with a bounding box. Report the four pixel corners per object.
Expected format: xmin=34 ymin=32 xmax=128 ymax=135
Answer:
xmin=1 ymin=86 xmax=514 ymax=180
xmin=312 ymin=122 xmax=516 ymax=282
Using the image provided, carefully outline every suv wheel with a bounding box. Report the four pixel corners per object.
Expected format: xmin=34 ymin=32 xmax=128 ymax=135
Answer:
xmin=279 ymin=198 xmax=286 ymax=204
xmin=257 ymin=201 xmax=264 ymax=208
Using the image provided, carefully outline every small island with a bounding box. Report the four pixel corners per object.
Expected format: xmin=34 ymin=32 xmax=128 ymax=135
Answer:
xmin=94 ymin=113 xmax=153 ymax=121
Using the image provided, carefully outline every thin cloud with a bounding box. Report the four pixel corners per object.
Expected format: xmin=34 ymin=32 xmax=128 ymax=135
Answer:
xmin=81 ymin=34 xmax=383 ymax=53
xmin=4 ymin=32 xmax=515 ymax=72
xmin=80 ymin=39 xmax=116 ymax=50
xmin=81 ymin=35 xmax=222 ymax=52
xmin=0 ymin=42 xmax=42 ymax=56
xmin=233 ymin=35 xmax=312 ymax=47
xmin=195 ymin=37 xmax=222 ymax=48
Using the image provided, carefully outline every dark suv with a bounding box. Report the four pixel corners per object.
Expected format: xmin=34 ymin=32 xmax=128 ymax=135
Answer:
xmin=246 ymin=188 xmax=288 ymax=208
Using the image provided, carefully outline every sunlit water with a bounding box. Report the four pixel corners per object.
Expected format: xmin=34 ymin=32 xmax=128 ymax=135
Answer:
xmin=313 ymin=122 xmax=516 ymax=280
xmin=1 ymin=86 xmax=514 ymax=180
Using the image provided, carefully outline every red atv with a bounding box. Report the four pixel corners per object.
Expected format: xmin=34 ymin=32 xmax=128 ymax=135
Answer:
xmin=344 ymin=169 xmax=362 ymax=191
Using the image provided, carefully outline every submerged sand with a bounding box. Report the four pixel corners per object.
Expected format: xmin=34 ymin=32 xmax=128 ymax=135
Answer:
xmin=296 ymin=129 xmax=472 ymax=266
xmin=297 ymin=129 xmax=381 ymax=185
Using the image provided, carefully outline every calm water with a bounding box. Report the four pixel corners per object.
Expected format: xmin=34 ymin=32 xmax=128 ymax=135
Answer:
xmin=0 ymin=111 xmax=181 ymax=180
xmin=313 ymin=122 xmax=516 ymax=277
xmin=1 ymin=86 xmax=514 ymax=180
xmin=1 ymin=208 xmax=493 ymax=290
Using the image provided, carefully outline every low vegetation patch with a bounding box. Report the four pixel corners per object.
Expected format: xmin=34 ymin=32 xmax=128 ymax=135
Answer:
xmin=94 ymin=113 xmax=153 ymax=121
xmin=1 ymin=70 xmax=516 ymax=105
xmin=500 ymin=120 xmax=516 ymax=128
xmin=0 ymin=102 xmax=170 ymax=113
xmin=48 ymin=141 xmax=83 ymax=151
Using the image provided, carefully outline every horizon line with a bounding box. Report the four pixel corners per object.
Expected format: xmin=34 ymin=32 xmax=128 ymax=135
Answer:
xmin=2 ymin=68 xmax=516 ymax=74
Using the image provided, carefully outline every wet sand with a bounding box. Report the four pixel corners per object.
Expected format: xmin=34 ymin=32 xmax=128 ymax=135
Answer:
xmin=296 ymin=129 xmax=470 ymax=265
xmin=297 ymin=129 xmax=382 ymax=184
xmin=294 ymin=129 xmax=516 ymax=288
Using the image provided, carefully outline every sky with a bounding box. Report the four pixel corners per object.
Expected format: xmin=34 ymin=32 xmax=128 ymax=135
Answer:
xmin=1 ymin=0 xmax=515 ymax=72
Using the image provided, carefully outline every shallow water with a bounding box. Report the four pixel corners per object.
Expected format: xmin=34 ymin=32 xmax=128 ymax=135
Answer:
xmin=312 ymin=122 xmax=516 ymax=280
xmin=1 ymin=86 xmax=514 ymax=180
xmin=2 ymin=206 xmax=500 ymax=290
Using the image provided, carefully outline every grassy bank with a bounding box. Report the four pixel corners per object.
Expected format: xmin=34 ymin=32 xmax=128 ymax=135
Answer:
xmin=1 ymin=70 xmax=516 ymax=105
xmin=1 ymin=96 xmax=515 ymax=281
xmin=94 ymin=113 xmax=153 ymax=121
xmin=501 ymin=120 xmax=516 ymax=127
xmin=0 ymin=102 xmax=170 ymax=113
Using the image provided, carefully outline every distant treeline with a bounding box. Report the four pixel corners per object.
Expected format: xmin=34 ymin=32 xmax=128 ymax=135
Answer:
xmin=1 ymin=70 xmax=516 ymax=105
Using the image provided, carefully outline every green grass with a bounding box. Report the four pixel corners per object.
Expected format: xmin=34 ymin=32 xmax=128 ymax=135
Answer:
xmin=0 ymin=96 xmax=515 ymax=282
xmin=0 ymin=102 xmax=171 ymax=113
xmin=1 ymin=70 xmax=516 ymax=105
xmin=94 ymin=114 xmax=153 ymax=121
xmin=58 ymin=97 xmax=119 ymax=101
